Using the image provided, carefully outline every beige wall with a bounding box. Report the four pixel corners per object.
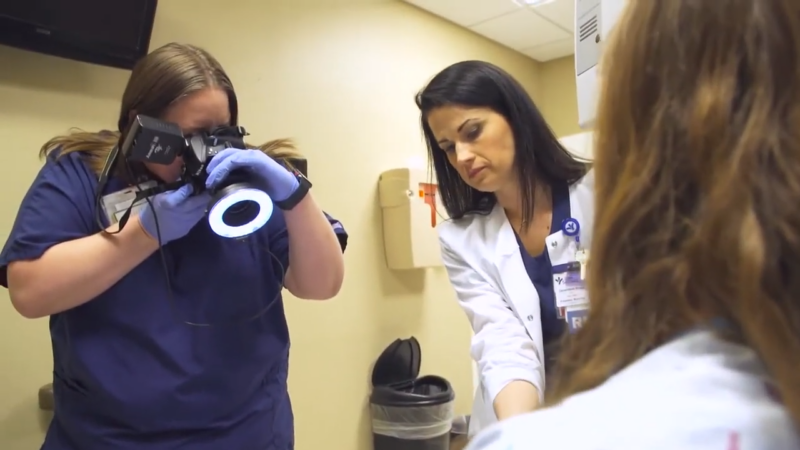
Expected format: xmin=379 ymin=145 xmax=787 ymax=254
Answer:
xmin=539 ymin=56 xmax=582 ymax=138
xmin=0 ymin=1 xmax=559 ymax=449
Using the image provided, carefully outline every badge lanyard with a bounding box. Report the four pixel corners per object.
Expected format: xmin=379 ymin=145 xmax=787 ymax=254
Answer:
xmin=557 ymin=217 xmax=590 ymax=333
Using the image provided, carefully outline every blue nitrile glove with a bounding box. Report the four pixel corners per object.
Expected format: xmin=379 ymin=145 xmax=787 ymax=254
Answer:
xmin=205 ymin=148 xmax=299 ymax=202
xmin=138 ymin=185 xmax=211 ymax=244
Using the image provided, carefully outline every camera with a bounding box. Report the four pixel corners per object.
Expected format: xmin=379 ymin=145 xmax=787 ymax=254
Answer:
xmin=119 ymin=115 xmax=274 ymax=239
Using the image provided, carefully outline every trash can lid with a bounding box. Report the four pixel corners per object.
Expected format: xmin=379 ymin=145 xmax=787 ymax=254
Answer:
xmin=371 ymin=336 xmax=421 ymax=387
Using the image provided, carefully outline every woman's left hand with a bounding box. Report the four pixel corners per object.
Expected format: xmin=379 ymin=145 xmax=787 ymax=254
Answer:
xmin=205 ymin=148 xmax=299 ymax=201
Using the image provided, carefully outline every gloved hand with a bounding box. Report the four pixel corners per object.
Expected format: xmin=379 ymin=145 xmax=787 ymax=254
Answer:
xmin=205 ymin=148 xmax=299 ymax=202
xmin=138 ymin=185 xmax=211 ymax=245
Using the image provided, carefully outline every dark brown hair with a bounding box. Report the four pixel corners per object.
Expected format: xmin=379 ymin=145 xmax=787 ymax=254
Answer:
xmin=40 ymin=42 xmax=301 ymax=173
xmin=416 ymin=61 xmax=589 ymax=228
xmin=548 ymin=0 xmax=800 ymax=427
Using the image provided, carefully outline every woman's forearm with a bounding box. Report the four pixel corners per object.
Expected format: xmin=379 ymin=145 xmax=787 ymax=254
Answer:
xmin=7 ymin=215 xmax=159 ymax=318
xmin=494 ymin=380 xmax=541 ymax=421
xmin=282 ymin=194 xmax=345 ymax=300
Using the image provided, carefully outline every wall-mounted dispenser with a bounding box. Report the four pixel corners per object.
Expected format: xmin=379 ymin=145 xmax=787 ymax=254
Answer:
xmin=378 ymin=168 xmax=446 ymax=270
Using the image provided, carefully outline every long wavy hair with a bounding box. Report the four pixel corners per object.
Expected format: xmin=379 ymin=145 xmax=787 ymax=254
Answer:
xmin=39 ymin=42 xmax=301 ymax=173
xmin=548 ymin=0 xmax=800 ymax=427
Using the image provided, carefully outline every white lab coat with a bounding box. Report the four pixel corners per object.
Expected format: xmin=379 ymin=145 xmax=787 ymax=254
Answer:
xmin=438 ymin=170 xmax=595 ymax=437
xmin=465 ymin=330 xmax=800 ymax=450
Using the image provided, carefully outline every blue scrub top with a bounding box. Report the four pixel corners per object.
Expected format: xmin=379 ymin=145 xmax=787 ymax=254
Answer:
xmin=514 ymin=182 xmax=570 ymax=369
xmin=0 ymin=152 xmax=348 ymax=450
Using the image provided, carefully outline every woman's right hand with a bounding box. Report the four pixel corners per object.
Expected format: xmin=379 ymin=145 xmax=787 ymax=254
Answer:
xmin=138 ymin=185 xmax=211 ymax=245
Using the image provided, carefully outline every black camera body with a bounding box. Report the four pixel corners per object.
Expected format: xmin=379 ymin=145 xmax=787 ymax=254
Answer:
xmin=120 ymin=115 xmax=273 ymax=239
xmin=182 ymin=126 xmax=251 ymax=192
xmin=123 ymin=115 xmax=248 ymax=184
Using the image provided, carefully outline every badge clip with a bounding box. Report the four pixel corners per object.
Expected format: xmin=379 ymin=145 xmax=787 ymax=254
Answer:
xmin=575 ymin=249 xmax=589 ymax=280
xmin=561 ymin=218 xmax=589 ymax=280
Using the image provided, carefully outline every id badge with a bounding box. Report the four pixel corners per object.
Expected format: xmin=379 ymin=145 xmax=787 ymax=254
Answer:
xmin=566 ymin=307 xmax=589 ymax=333
xmin=552 ymin=261 xmax=588 ymax=308
xmin=101 ymin=181 xmax=157 ymax=225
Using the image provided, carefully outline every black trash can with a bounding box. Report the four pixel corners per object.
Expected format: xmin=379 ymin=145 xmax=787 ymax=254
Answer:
xmin=370 ymin=337 xmax=455 ymax=450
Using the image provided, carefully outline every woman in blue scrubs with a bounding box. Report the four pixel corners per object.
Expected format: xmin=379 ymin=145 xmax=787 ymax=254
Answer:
xmin=416 ymin=61 xmax=593 ymax=436
xmin=0 ymin=42 xmax=346 ymax=450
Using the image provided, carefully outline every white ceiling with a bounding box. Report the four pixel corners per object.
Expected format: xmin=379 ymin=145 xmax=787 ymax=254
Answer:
xmin=402 ymin=0 xmax=575 ymax=62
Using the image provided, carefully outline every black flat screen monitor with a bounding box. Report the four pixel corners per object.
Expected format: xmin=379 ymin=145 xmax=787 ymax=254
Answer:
xmin=0 ymin=0 xmax=158 ymax=70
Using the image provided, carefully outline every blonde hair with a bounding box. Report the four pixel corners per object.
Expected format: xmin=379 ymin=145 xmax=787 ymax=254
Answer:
xmin=39 ymin=42 xmax=302 ymax=173
xmin=548 ymin=0 xmax=800 ymax=427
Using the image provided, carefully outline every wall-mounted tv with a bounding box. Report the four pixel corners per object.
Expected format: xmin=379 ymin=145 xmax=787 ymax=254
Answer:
xmin=0 ymin=0 xmax=158 ymax=70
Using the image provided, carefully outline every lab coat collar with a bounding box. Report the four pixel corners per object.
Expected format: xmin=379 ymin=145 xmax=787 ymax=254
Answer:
xmin=488 ymin=204 xmax=518 ymax=258
xmin=486 ymin=174 xmax=591 ymax=259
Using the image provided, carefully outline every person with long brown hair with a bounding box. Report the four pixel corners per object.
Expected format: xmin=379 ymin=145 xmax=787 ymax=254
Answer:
xmin=466 ymin=1 xmax=800 ymax=448
xmin=0 ymin=43 xmax=346 ymax=449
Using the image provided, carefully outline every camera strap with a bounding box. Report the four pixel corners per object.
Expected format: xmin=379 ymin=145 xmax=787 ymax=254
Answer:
xmin=106 ymin=181 xmax=182 ymax=231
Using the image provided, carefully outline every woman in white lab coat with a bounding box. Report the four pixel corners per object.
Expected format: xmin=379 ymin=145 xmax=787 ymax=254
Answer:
xmin=415 ymin=61 xmax=593 ymax=436
xmin=465 ymin=1 xmax=800 ymax=449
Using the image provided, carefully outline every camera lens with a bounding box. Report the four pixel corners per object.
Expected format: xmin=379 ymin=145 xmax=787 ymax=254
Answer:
xmin=221 ymin=200 xmax=261 ymax=227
